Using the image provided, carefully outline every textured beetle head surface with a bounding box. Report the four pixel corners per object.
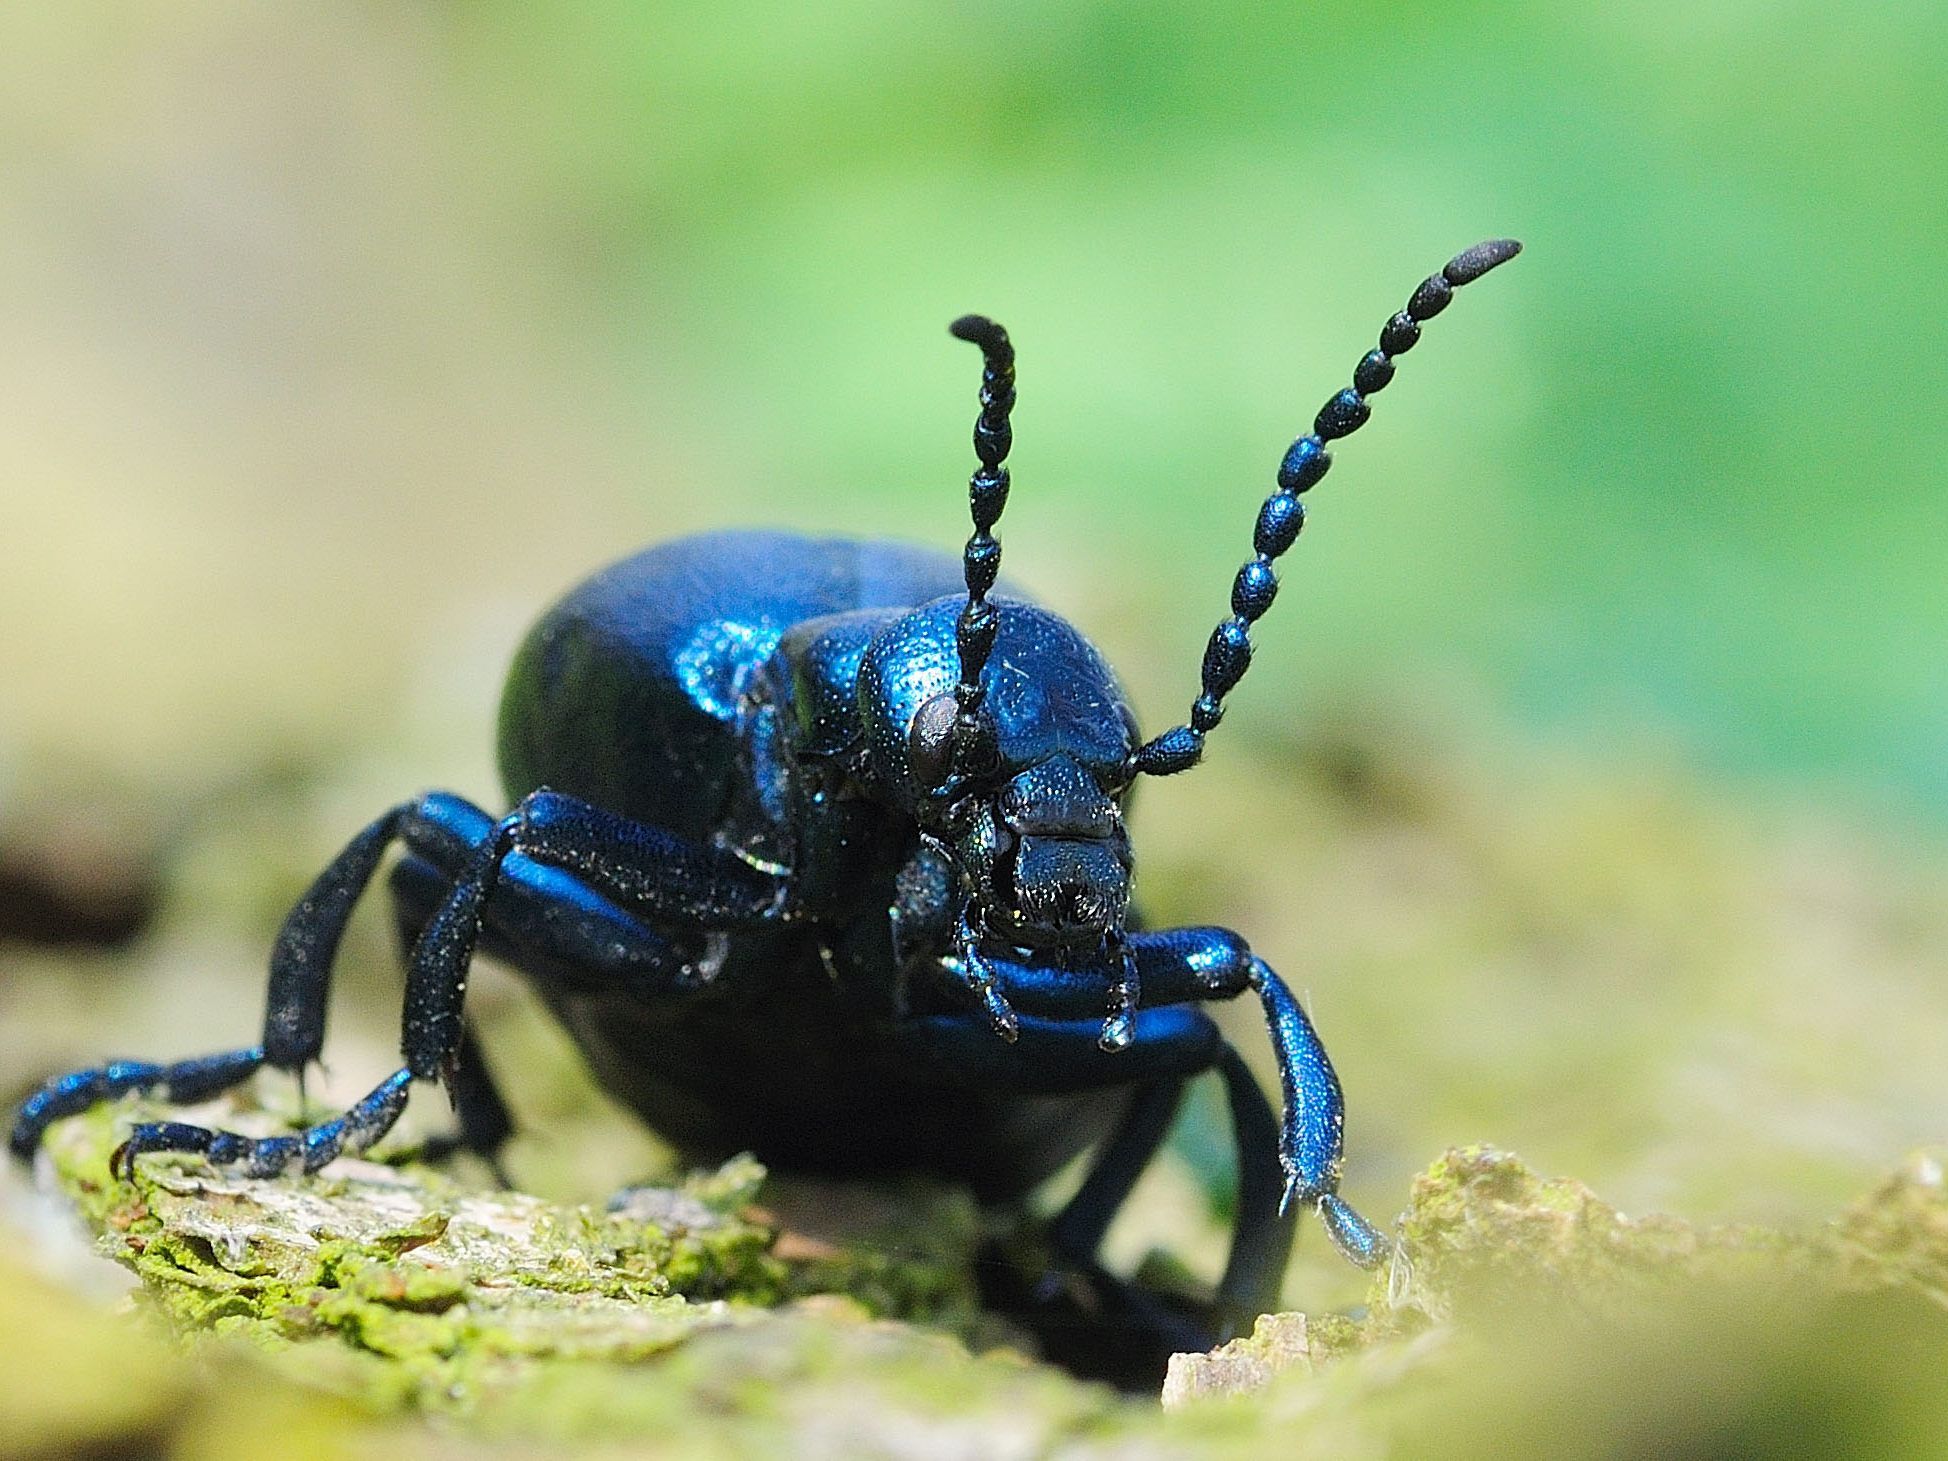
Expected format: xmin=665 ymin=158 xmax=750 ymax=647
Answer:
xmin=857 ymin=592 xmax=1140 ymax=950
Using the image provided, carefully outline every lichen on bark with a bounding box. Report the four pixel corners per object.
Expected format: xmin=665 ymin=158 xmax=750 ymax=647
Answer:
xmin=18 ymin=1100 xmax=1948 ymax=1458
xmin=26 ymin=1093 xmax=1000 ymax=1424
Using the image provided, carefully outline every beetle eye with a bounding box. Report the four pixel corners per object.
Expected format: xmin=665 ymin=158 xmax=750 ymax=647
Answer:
xmin=907 ymin=693 xmax=959 ymax=790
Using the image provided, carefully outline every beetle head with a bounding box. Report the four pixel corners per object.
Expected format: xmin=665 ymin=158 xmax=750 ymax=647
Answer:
xmin=858 ymin=594 xmax=1138 ymax=950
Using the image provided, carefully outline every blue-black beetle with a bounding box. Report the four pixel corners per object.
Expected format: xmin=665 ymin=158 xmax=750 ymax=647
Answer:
xmin=13 ymin=239 xmax=1519 ymax=1384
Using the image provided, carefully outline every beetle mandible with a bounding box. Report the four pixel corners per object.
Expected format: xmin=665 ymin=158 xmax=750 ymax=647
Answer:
xmin=13 ymin=239 xmax=1520 ymax=1379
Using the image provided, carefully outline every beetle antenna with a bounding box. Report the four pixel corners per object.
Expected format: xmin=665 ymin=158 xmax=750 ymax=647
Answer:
xmin=946 ymin=313 xmax=1016 ymax=768
xmin=1128 ymin=238 xmax=1522 ymax=778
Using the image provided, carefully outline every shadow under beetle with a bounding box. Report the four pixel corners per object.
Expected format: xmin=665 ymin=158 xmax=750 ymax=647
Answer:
xmin=13 ymin=238 xmax=1520 ymax=1385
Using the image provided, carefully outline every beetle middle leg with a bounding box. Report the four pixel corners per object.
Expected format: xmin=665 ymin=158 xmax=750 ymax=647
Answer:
xmin=386 ymin=793 xmax=739 ymax=1172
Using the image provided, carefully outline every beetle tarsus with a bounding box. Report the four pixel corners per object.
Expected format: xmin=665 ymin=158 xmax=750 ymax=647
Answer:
xmin=108 ymin=1068 xmax=416 ymax=1181
xmin=1317 ymin=1190 xmax=1391 ymax=1269
xmin=10 ymin=1047 xmax=267 ymax=1161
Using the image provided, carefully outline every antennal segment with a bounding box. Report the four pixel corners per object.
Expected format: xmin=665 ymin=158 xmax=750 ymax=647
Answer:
xmin=945 ymin=313 xmax=1017 ymax=774
xmin=1129 ymin=238 xmax=1521 ymax=778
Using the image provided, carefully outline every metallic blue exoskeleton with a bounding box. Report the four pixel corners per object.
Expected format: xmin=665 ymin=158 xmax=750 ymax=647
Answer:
xmin=12 ymin=239 xmax=1520 ymax=1384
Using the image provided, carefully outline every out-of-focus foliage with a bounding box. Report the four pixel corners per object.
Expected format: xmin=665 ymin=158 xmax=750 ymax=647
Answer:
xmin=1 ymin=1 xmax=1943 ymax=810
xmin=1165 ymin=1150 xmax=1948 ymax=1459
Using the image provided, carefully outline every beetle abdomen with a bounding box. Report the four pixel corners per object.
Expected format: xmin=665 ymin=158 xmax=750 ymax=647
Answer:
xmin=539 ymin=951 xmax=1130 ymax=1199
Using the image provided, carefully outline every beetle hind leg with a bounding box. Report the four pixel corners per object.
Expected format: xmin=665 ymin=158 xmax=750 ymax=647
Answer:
xmin=1025 ymin=1044 xmax=1297 ymax=1382
xmin=1005 ymin=1076 xmax=1213 ymax=1380
xmin=894 ymin=1004 xmax=1288 ymax=1386
xmin=1047 ymin=1076 xmax=1187 ymax=1271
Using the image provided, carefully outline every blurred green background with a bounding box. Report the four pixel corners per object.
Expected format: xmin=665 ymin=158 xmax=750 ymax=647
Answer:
xmin=2 ymin=0 xmax=1945 ymax=1315
xmin=5 ymin=0 xmax=1946 ymax=807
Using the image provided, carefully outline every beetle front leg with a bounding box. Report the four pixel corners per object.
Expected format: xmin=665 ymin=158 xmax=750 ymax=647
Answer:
xmin=1243 ymin=959 xmax=1387 ymax=1265
xmin=968 ymin=926 xmax=1389 ymax=1270
xmin=1130 ymin=927 xmax=1389 ymax=1268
